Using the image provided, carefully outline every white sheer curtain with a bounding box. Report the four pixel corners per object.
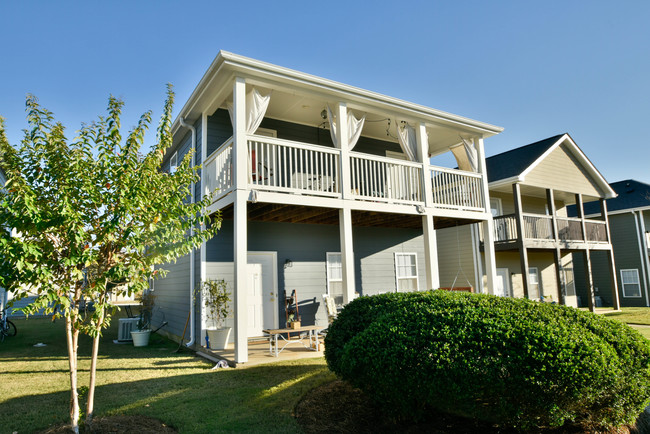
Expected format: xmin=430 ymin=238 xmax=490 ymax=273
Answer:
xmin=396 ymin=121 xmax=418 ymax=161
xmin=227 ymin=87 xmax=272 ymax=134
xmin=326 ymin=105 xmax=366 ymax=150
xmin=451 ymin=137 xmax=479 ymax=172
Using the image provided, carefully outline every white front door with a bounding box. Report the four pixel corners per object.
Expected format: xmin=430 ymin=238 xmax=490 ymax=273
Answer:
xmin=247 ymin=252 xmax=278 ymax=337
xmin=494 ymin=268 xmax=510 ymax=297
xmin=246 ymin=263 xmax=263 ymax=337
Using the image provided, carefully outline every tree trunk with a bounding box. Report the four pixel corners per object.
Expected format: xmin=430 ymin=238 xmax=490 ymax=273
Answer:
xmin=66 ymin=314 xmax=80 ymax=434
xmin=85 ymin=307 xmax=104 ymax=425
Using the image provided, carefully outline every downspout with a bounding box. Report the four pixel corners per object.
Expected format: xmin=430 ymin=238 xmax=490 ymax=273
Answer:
xmin=179 ymin=117 xmax=196 ymax=347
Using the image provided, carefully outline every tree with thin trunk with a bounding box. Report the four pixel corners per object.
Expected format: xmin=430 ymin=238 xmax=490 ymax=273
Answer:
xmin=0 ymin=86 xmax=217 ymax=433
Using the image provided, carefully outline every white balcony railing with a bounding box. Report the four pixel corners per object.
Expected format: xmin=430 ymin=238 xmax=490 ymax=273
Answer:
xmin=203 ymin=135 xmax=489 ymax=214
xmin=203 ymin=138 xmax=233 ymax=201
xmin=247 ymin=136 xmax=340 ymax=197
xmin=430 ymin=166 xmax=484 ymax=211
xmin=350 ymin=152 xmax=422 ymax=204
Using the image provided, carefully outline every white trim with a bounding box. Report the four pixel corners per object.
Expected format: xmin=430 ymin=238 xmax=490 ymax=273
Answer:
xmin=517 ymin=134 xmax=616 ymax=199
xmin=489 ymin=197 xmax=503 ymax=217
xmin=496 ymin=267 xmax=511 ymax=297
xmin=528 ymin=267 xmax=539 ymax=285
xmin=326 ymin=252 xmax=344 ymax=306
xmin=247 ymin=251 xmax=279 ymax=329
xmin=634 ymin=212 xmax=650 ymax=304
xmin=254 ymin=127 xmax=277 ymax=138
xmin=470 ymin=223 xmax=482 ymax=293
xmin=385 ymin=150 xmax=408 ymax=161
xmin=620 ymin=269 xmax=642 ymax=298
xmin=588 ymin=205 xmax=650 ymax=218
xmin=171 ymin=51 xmax=504 ymax=140
xmin=170 ymin=151 xmax=178 ymax=173
xmin=394 ymin=252 xmax=419 ymax=292
xmin=640 ymin=210 xmax=650 ymax=306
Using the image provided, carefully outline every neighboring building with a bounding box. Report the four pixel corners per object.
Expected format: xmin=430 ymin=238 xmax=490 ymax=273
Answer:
xmin=153 ymin=51 xmax=503 ymax=363
xmin=572 ymin=180 xmax=650 ymax=307
xmin=437 ymin=133 xmax=619 ymax=310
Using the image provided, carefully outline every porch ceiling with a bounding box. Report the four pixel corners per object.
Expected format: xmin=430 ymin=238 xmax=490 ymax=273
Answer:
xmin=219 ymin=203 xmax=480 ymax=230
xmin=489 ymin=184 xmax=601 ymax=204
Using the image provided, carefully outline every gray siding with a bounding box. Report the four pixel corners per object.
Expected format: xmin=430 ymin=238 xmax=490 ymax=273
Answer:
xmin=436 ymin=225 xmax=477 ymax=290
xmin=154 ymin=254 xmax=191 ymax=339
xmin=574 ymin=212 xmax=648 ymax=307
xmin=204 ymin=108 xmax=403 ymax=160
xmin=202 ymin=219 xmax=424 ymax=328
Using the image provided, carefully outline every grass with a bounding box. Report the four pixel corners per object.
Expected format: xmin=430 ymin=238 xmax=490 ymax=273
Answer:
xmin=0 ymin=316 xmax=335 ymax=433
xmin=603 ymin=307 xmax=650 ymax=325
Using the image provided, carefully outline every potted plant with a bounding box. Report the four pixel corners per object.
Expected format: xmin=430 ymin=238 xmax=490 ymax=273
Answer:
xmin=131 ymin=290 xmax=156 ymax=347
xmin=201 ymin=279 xmax=232 ymax=350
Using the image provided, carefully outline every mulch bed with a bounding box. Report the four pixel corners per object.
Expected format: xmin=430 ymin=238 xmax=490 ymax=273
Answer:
xmin=295 ymin=380 xmax=641 ymax=434
xmin=38 ymin=415 xmax=177 ymax=433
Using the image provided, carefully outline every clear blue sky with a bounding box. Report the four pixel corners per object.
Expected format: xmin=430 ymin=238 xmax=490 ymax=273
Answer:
xmin=1 ymin=1 xmax=648 ymax=184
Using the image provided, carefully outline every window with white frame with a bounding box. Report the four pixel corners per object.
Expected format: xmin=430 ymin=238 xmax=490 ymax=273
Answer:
xmin=326 ymin=253 xmax=343 ymax=306
xmin=490 ymin=197 xmax=502 ymax=217
xmin=170 ymin=151 xmax=178 ymax=173
xmin=395 ymin=253 xmax=418 ymax=292
xmin=528 ymin=267 xmax=539 ymax=285
xmin=621 ymin=269 xmax=641 ymax=298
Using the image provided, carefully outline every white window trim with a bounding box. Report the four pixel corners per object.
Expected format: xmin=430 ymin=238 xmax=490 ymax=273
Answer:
xmin=394 ymin=252 xmax=419 ymax=292
xmin=254 ymin=127 xmax=277 ymax=138
xmin=528 ymin=267 xmax=539 ymax=285
xmin=490 ymin=197 xmax=503 ymax=217
xmin=621 ymin=269 xmax=642 ymax=298
xmin=326 ymin=252 xmax=342 ymax=299
xmin=170 ymin=151 xmax=178 ymax=173
xmin=386 ymin=150 xmax=408 ymax=161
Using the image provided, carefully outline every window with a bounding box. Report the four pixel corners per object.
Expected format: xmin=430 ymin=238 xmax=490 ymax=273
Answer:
xmin=395 ymin=253 xmax=418 ymax=292
xmin=326 ymin=253 xmax=343 ymax=306
xmin=490 ymin=197 xmax=502 ymax=217
xmin=170 ymin=151 xmax=178 ymax=173
xmin=528 ymin=267 xmax=539 ymax=285
xmin=385 ymin=150 xmax=408 ymax=161
xmin=621 ymin=269 xmax=642 ymax=298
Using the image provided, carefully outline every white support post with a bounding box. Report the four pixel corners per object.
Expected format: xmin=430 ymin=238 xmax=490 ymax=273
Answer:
xmin=416 ymin=123 xmax=433 ymax=207
xmin=422 ymin=214 xmax=440 ymax=290
xmin=200 ymin=111 xmax=209 ymax=340
xmin=337 ymin=103 xmax=351 ymax=200
xmin=233 ymin=77 xmax=248 ymax=363
xmin=339 ymin=207 xmax=356 ymax=304
xmin=476 ymin=137 xmax=497 ymax=294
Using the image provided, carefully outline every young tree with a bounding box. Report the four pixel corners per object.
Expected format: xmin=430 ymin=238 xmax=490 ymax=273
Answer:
xmin=0 ymin=86 xmax=217 ymax=432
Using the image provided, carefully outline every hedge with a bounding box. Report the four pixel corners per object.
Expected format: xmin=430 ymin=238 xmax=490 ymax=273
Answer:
xmin=324 ymin=291 xmax=650 ymax=430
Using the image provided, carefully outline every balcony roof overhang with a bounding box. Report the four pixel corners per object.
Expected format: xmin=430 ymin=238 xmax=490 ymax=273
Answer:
xmin=171 ymin=51 xmax=503 ymax=154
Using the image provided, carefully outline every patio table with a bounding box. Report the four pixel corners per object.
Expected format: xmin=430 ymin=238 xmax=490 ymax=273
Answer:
xmin=263 ymin=325 xmax=323 ymax=357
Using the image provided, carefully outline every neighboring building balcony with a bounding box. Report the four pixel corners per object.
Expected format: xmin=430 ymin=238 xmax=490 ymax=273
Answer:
xmin=203 ymin=134 xmax=485 ymax=215
xmin=481 ymin=212 xmax=609 ymax=250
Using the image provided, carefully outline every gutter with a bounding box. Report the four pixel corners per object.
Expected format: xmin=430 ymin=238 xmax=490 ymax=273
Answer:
xmin=179 ymin=117 xmax=197 ymax=347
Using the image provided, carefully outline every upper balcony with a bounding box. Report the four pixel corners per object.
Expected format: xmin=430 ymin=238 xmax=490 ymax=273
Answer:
xmin=203 ymin=133 xmax=486 ymax=216
xmin=486 ymin=212 xmax=609 ymax=248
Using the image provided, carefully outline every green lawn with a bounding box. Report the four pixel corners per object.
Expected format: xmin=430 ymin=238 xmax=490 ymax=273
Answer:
xmin=603 ymin=307 xmax=650 ymax=325
xmin=0 ymin=316 xmax=334 ymax=433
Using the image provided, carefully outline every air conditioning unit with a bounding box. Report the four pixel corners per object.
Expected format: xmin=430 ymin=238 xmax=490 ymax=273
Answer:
xmin=118 ymin=318 xmax=140 ymax=342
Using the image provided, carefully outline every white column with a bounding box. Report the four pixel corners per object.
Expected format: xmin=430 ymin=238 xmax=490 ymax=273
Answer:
xmin=476 ymin=137 xmax=497 ymax=294
xmin=200 ymin=111 xmax=209 ymax=340
xmin=337 ymin=103 xmax=351 ymax=199
xmin=233 ymin=77 xmax=248 ymax=363
xmin=416 ymin=123 xmax=433 ymax=207
xmin=339 ymin=207 xmax=356 ymax=304
xmin=422 ymin=214 xmax=440 ymax=290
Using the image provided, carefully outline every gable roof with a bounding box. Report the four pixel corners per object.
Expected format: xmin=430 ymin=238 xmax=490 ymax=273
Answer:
xmin=486 ymin=134 xmax=564 ymax=183
xmin=581 ymin=179 xmax=650 ymax=215
xmin=486 ymin=133 xmax=616 ymax=199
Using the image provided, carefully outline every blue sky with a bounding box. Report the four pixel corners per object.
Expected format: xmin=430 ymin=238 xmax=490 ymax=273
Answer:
xmin=1 ymin=1 xmax=648 ymax=183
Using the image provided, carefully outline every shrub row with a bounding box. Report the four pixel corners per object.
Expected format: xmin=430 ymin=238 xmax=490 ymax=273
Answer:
xmin=324 ymin=291 xmax=650 ymax=430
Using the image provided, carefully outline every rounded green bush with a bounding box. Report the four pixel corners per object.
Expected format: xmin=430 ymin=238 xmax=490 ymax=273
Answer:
xmin=325 ymin=291 xmax=650 ymax=430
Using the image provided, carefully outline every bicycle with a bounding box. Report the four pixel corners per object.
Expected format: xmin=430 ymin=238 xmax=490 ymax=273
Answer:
xmin=1 ymin=308 xmax=17 ymax=342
